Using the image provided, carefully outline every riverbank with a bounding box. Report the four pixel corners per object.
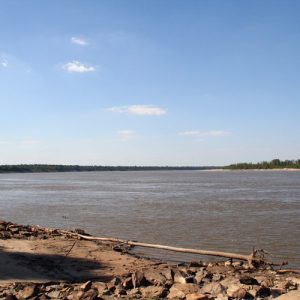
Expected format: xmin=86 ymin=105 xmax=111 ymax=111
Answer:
xmin=1 ymin=220 xmax=300 ymax=299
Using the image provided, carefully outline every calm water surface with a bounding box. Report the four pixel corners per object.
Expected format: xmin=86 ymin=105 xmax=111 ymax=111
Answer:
xmin=0 ymin=170 xmax=299 ymax=267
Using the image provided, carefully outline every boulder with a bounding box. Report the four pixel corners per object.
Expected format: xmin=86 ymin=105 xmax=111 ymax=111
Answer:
xmin=140 ymin=286 xmax=166 ymax=298
xmin=19 ymin=285 xmax=38 ymax=299
xmin=200 ymin=282 xmax=225 ymax=296
xmin=144 ymin=269 xmax=167 ymax=286
xmin=168 ymin=283 xmax=201 ymax=299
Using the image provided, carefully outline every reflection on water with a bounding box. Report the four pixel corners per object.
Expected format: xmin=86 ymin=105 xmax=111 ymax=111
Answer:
xmin=0 ymin=170 xmax=299 ymax=267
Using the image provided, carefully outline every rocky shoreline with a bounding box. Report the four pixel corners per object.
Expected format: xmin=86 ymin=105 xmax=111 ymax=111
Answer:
xmin=0 ymin=220 xmax=299 ymax=300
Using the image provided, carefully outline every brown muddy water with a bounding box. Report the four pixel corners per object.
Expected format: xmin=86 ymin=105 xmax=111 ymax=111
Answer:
xmin=0 ymin=170 xmax=299 ymax=268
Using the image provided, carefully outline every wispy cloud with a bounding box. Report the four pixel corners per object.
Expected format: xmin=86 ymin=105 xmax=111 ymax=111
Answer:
xmin=178 ymin=130 xmax=231 ymax=137
xmin=108 ymin=105 xmax=166 ymax=116
xmin=62 ymin=61 xmax=96 ymax=73
xmin=117 ymin=130 xmax=135 ymax=141
xmin=71 ymin=37 xmax=88 ymax=46
xmin=1 ymin=61 xmax=7 ymax=68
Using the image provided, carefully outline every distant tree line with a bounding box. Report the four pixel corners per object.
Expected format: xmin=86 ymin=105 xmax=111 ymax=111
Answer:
xmin=0 ymin=164 xmax=220 ymax=174
xmin=225 ymin=159 xmax=300 ymax=170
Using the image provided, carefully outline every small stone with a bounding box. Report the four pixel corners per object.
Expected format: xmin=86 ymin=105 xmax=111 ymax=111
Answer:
xmin=93 ymin=282 xmax=106 ymax=295
xmin=47 ymin=290 xmax=60 ymax=298
xmin=132 ymin=270 xmax=147 ymax=288
xmin=80 ymin=289 xmax=98 ymax=300
xmin=80 ymin=281 xmax=92 ymax=292
xmin=122 ymin=277 xmax=133 ymax=290
xmin=174 ymin=271 xmax=194 ymax=284
xmin=114 ymin=286 xmax=127 ymax=296
xmin=126 ymin=288 xmax=140 ymax=297
xmin=19 ymin=285 xmax=37 ymax=299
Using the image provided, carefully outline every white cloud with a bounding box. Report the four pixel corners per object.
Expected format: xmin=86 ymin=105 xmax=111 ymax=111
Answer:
xmin=71 ymin=37 xmax=88 ymax=46
xmin=178 ymin=130 xmax=231 ymax=137
xmin=1 ymin=61 xmax=7 ymax=67
xmin=107 ymin=105 xmax=166 ymax=116
xmin=117 ymin=130 xmax=135 ymax=141
xmin=62 ymin=61 xmax=96 ymax=73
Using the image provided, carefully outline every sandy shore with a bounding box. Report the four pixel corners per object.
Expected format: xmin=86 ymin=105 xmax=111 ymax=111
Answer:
xmin=1 ymin=220 xmax=300 ymax=299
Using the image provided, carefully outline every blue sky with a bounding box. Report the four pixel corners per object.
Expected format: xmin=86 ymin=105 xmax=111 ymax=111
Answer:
xmin=0 ymin=0 xmax=299 ymax=166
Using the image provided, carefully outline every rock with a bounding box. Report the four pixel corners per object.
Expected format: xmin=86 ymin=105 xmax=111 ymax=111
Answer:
xmin=256 ymin=286 xmax=271 ymax=297
xmin=47 ymin=290 xmax=61 ymax=298
xmin=168 ymin=283 xmax=201 ymax=299
xmin=194 ymin=269 xmax=207 ymax=284
xmin=107 ymin=277 xmax=121 ymax=292
xmin=80 ymin=289 xmax=98 ymax=300
xmin=114 ymin=285 xmax=127 ymax=296
xmin=275 ymin=280 xmax=293 ymax=290
xmin=224 ymin=261 xmax=232 ymax=267
xmin=239 ymin=275 xmax=259 ymax=285
xmin=19 ymin=285 xmax=38 ymax=299
xmin=80 ymin=281 xmax=92 ymax=292
xmin=132 ymin=270 xmax=147 ymax=288
xmin=275 ymin=290 xmax=300 ymax=300
xmin=122 ymin=277 xmax=133 ymax=290
xmin=144 ymin=269 xmax=167 ymax=286
xmin=174 ymin=271 xmax=194 ymax=284
xmin=287 ymin=276 xmax=300 ymax=286
xmin=186 ymin=293 xmax=214 ymax=300
xmin=93 ymin=282 xmax=107 ymax=295
xmin=220 ymin=276 xmax=240 ymax=289
xmin=160 ymin=268 xmax=174 ymax=281
xmin=126 ymin=288 xmax=140 ymax=297
xmin=200 ymin=282 xmax=225 ymax=296
xmin=212 ymin=274 xmax=223 ymax=281
xmin=232 ymin=261 xmax=243 ymax=267
xmin=140 ymin=286 xmax=166 ymax=298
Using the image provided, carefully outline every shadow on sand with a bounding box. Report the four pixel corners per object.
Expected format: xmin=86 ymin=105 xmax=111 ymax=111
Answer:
xmin=0 ymin=247 xmax=112 ymax=282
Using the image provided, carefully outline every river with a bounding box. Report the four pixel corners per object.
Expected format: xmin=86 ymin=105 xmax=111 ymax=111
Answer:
xmin=0 ymin=170 xmax=299 ymax=267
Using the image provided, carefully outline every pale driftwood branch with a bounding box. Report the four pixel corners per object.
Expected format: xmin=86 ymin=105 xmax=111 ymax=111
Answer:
xmin=62 ymin=230 xmax=277 ymax=268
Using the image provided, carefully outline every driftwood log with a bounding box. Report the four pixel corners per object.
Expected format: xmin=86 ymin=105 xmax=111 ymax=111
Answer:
xmin=62 ymin=230 xmax=287 ymax=269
